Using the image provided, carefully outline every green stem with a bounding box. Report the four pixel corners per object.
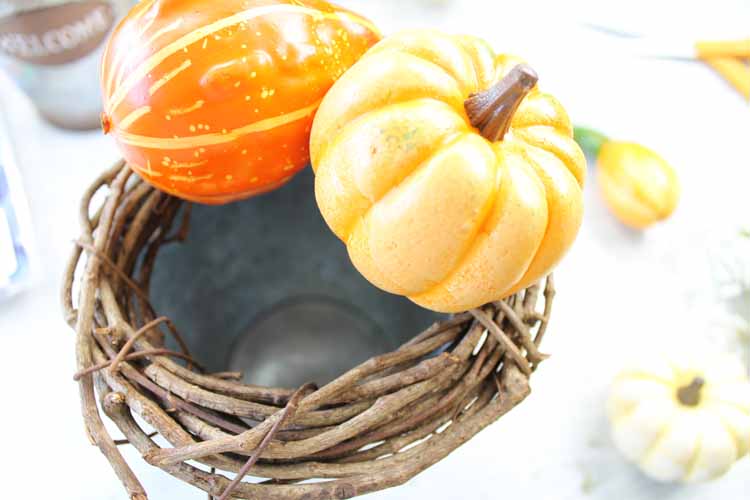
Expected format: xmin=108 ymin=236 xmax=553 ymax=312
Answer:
xmin=574 ymin=126 xmax=610 ymax=159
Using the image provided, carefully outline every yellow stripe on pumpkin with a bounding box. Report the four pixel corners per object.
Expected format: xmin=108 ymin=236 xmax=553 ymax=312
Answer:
xmin=116 ymin=99 xmax=322 ymax=149
xmin=106 ymin=4 xmax=378 ymax=114
xmin=131 ymin=162 xmax=163 ymax=177
xmin=169 ymin=100 xmax=206 ymax=117
xmin=168 ymin=174 xmax=214 ymax=183
xmin=168 ymin=160 xmax=209 ymax=170
xmin=148 ymin=59 xmax=192 ymax=96
xmin=118 ymin=106 xmax=152 ymax=130
xmin=111 ymin=17 xmax=186 ymax=95
xmin=104 ymin=0 xmax=160 ymax=96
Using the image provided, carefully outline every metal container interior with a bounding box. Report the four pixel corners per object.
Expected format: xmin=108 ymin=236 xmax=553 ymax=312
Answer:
xmin=150 ymin=167 xmax=441 ymax=388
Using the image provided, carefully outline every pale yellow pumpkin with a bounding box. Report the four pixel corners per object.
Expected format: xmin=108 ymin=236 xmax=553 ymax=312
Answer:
xmin=310 ymin=30 xmax=585 ymax=313
xmin=609 ymin=353 xmax=750 ymax=483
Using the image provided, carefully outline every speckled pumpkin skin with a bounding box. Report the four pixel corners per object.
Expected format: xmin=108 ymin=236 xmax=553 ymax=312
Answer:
xmin=101 ymin=0 xmax=379 ymax=204
xmin=311 ymin=30 xmax=586 ymax=313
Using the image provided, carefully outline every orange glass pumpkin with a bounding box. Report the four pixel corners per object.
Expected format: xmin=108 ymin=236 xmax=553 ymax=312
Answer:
xmin=101 ymin=0 xmax=380 ymax=204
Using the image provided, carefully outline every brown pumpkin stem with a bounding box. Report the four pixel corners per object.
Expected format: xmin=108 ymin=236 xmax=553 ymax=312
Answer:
xmin=464 ymin=63 xmax=538 ymax=142
xmin=677 ymin=377 xmax=705 ymax=407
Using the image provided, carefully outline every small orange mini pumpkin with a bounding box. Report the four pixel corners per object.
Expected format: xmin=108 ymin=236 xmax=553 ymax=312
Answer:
xmin=311 ymin=30 xmax=586 ymax=313
xmin=101 ymin=0 xmax=379 ymax=204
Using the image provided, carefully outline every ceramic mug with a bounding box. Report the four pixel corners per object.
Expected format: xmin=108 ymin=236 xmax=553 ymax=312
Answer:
xmin=0 ymin=0 xmax=136 ymax=130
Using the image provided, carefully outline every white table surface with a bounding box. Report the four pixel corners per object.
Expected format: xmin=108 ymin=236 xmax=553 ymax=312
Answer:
xmin=1 ymin=1 xmax=749 ymax=498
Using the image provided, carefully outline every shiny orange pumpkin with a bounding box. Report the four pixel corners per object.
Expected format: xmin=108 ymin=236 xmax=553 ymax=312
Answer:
xmin=101 ymin=0 xmax=380 ymax=204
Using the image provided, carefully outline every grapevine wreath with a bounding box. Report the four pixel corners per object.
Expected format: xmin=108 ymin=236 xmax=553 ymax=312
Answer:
xmin=63 ymin=1 xmax=585 ymax=499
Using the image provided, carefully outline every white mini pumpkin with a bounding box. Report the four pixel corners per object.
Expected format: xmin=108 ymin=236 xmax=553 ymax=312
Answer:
xmin=608 ymin=353 xmax=750 ymax=482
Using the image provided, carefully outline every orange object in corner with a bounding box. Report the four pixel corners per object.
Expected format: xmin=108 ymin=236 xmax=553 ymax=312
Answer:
xmin=701 ymin=58 xmax=750 ymax=101
xmin=695 ymin=38 xmax=750 ymax=59
xmin=695 ymin=39 xmax=750 ymax=100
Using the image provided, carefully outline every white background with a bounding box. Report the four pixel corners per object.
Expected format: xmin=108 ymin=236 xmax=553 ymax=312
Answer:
xmin=1 ymin=0 xmax=749 ymax=498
